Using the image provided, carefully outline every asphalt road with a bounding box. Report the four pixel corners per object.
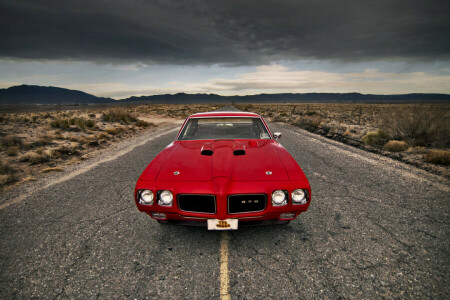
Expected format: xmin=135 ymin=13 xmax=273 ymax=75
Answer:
xmin=1 ymin=122 xmax=449 ymax=299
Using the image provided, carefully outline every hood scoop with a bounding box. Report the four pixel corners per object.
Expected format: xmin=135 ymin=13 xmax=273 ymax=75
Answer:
xmin=233 ymin=144 xmax=246 ymax=156
xmin=201 ymin=143 xmax=214 ymax=156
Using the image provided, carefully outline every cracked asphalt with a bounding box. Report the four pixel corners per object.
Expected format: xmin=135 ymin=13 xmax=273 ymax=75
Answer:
xmin=1 ymin=122 xmax=449 ymax=299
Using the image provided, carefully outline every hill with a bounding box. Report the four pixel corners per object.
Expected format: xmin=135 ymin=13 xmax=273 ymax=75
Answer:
xmin=0 ymin=85 xmax=114 ymax=104
xmin=1 ymin=85 xmax=449 ymax=104
xmin=123 ymin=92 xmax=450 ymax=104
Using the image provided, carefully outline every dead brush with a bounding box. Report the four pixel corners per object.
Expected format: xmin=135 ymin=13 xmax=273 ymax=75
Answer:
xmin=6 ymin=146 xmax=19 ymax=156
xmin=362 ymin=130 xmax=389 ymax=146
xmin=2 ymin=135 xmax=23 ymax=148
xmin=102 ymin=109 xmax=137 ymax=124
xmin=0 ymin=159 xmax=17 ymax=186
xmin=19 ymin=151 xmax=52 ymax=165
xmin=292 ymin=115 xmax=322 ymax=129
xmin=380 ymin=105 xmax=449 ymax=147
xmin=105 ymin=127 xmax=121 ymax=135
xmin=383 ymin=140 xmax=408 ymax=152
xmin=135 ymin=120 xmax=152 ymax=127
xmin=425 ymin=150 xmax=450 ymax=165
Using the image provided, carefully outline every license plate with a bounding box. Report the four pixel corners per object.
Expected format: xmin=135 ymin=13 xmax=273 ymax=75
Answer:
xmin=207 ymin=219 xmax=238 ymax=230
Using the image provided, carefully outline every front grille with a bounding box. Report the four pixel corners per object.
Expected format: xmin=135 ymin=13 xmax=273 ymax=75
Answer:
xmin=228 ymin=194 xmax=267 ymax=214
xmin=178 ymin=194 xmax=216 ymax=214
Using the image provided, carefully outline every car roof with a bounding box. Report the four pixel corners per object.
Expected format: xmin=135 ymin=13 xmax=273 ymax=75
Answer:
xmin=188 ymin=111 xmax=261 ymax=118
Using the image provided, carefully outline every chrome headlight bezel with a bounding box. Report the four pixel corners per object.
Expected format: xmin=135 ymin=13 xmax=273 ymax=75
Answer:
xmin=292 ymin=189 xmax=308 ymax=205
xmin=158 ymin=190 xmax=173 ymax=206
xmin=138 ymin=189 xmax=154 ymax=205
xmin=272 ymin=190 xmax=288 ymax=206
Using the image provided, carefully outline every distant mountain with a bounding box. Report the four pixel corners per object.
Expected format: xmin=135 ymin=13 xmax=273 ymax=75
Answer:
xmin=122 ymin=92 xmax=450 ymax=104
xmin=0 ymin=85 xmax=114 ymax=104
xmin=1 ymin=85 xmax=449 ymax=105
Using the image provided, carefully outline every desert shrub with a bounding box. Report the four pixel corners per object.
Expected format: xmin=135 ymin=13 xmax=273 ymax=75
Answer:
xmin=380 ymin=105 xmax=449 ymax=147
xmin=102 ymin=109 xmax=137 ymax=124
xmin=42 ymin=167 xmax=63 ymax=173
xmin=135 ymin=120 xmax=153 ymax=127
xmin=362 ymin=130 xmax=389 ymax=146
xmin=6 ymin=146 xmax=19 ymax=156
xmin=50 ymin=118 xmax=95 ymax=131
xmin=292 ymin=116 xmax=322 ymax=129
xmin=244 ymin=104 xmax=254 ymax=111
xmin=425 ymin=150 xmax=450 ymax=165
xmin=50 ymin=118 xmax=70 ymax=129
xmin=2 ymin=135 xmax=23 ymax=147
xmin=105 ymin=127 xmax=121 ymax=135
xmin=19 ymin=152 xmax=52 ymax=164
xmin=383 ymin=140 xmax=408 ymax=152
xmin=55 ymin=144 xmax=80 ymax=156
xmin=0 ymin=159 xmax=16 ymax=186
xmin=407 ymin=146 xmax=428 ymax=154
xmin=70 ymin=117 xmax=96 ymax=130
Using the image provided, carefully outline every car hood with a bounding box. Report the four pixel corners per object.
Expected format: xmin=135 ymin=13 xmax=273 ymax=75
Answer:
xmin=142 ymin=140 xmax=299 ymax=182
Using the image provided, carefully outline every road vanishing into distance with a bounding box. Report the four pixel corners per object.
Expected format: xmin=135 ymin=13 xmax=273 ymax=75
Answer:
xmin=1 ymin=121 xmax=449 ymax=299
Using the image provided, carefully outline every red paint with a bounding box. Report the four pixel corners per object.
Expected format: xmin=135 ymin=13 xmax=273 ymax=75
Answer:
xmin=135 ymin=112 xmax=311 ymax=226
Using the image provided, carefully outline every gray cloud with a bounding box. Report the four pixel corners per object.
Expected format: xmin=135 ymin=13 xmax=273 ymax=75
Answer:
xmin=1 ymin=0 xmax=449 ymax=65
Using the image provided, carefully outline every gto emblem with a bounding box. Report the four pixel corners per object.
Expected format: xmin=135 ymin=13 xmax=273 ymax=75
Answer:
xmin=266 ymin=171 xmax=272 ymax=175
xmin=241 ymin=200 xmax=259 ymax=204
xmin=174 ymin=171 xmax=180 ymax=175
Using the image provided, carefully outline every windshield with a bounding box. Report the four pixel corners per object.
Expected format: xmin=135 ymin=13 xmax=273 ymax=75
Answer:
xmin=178 ymin=117 xmax=271 ymax=140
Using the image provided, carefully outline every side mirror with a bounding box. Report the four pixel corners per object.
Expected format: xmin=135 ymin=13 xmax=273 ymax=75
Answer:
xmin=273 ymin=132 xmax=282 ymax=140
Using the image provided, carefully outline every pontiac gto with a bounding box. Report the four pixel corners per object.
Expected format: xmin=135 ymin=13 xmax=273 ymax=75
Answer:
xmin=134 ymin=111 xmax=311 ymax=230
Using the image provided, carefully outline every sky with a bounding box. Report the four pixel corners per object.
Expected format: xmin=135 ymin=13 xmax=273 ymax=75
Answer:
xmin=0 ymin=0 xmax=449 ymax=99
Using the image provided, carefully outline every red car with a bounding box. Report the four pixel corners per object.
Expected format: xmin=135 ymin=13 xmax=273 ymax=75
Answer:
xmin=134 ymin=111 xmax=311 ymax=230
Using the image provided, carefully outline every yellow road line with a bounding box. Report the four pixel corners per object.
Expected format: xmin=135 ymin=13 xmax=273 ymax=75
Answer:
xmin=220 ymin=231 xmax=231 ymax=300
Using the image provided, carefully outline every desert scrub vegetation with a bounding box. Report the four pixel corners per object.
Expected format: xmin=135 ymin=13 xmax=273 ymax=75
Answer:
xmin=380 ymin=105 xmax=449 ymax=147
xmin=0 ymin=159 xmax=16 ymax=186
xmin=102 ymin=109 xmax=137 ymax=123
xmin=383 ymin=140 xmax=408 ymax=152
xmin=238 ymin=103 xmax=450 ymax=177
xmin=425 ymin=150 xmax=450 ymax=166
xmin=362 ymin=130 xmax=389 ymax=146
xmin=0 ymin=104 xmax=183 ymax=188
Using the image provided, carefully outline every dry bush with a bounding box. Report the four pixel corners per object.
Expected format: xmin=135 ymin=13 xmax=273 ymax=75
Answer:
xmin=50 ymin=117 xmax=95 ymax=131
xmin=50 ymin=118 xmax=70 ymax=129
xmin=0 ymin=159 xmax=16 ymax=186
xmin=362 ymin=130 xmax=389 ymax=146
xmin=425 ymin=150 xmax=450 ymax=165
xmin=292 ymin=116 xmax=322 ymax=129
xmin=19 ymin=152 xmax=52 ymax=164
xmin=383 ymin=140 xmax=408 ymax=152
xmin=55 ymin=144 xmax=80 ymax=156
xmin=407 ymin=146 xmax=428 ymax=154
xmin=2 ymin=135 xmax=23 ymax=148
xmin=135 ymin=120 xmax=152 ymax=127
xmin=42 ymin=167 xmax=64 ymax=173
xmin=6 ymin=146 xmax=19 ymax=156
xmin=380 ymin=105 xmax=449 ymax=147
xmin=102 ymin=109 xmax=137 ymax=124
xmin=105 ymin=127 xmax=121 ymax=135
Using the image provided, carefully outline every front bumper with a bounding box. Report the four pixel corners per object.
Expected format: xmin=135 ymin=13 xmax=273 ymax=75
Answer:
xmin=135 ymin=179 xmax=311 ymax=224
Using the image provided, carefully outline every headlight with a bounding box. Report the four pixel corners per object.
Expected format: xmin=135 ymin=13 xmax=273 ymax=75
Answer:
xmin=138 ymin=189 xmax=154 ymax=205
xmin=292 ymin=189 xmax=308 ymax=205
xmin=272 ymin=190 xmax=287 ymax=206
xmin=159 ymin=190 xmax=173 ymax=206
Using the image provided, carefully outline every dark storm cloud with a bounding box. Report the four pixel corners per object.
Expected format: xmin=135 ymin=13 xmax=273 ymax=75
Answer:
xmin=0 ymin=0 xmax=449 ymax=64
